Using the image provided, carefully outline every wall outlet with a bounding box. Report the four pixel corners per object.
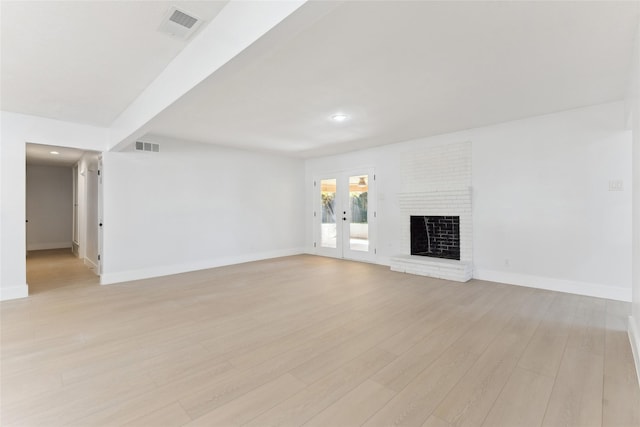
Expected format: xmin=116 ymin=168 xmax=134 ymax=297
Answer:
xmin=608 ymin=180 xmax=623 ymax=191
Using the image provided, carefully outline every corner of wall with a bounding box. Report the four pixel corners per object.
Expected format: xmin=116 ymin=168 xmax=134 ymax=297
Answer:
xmin=628 ymin=316 xmax=640 ymax=388
xmin=0 ymin=284 xmax=29 ymax=301
xmin=629 ymin=8 xmax=640 ymax=390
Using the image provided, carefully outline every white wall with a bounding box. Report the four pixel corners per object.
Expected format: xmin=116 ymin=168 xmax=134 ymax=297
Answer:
xmin=26 ymin=165 xmax=73 ymax=250
xmin=0 ymin=111 xmax=108 ymax=300
xmin=306 ymin=101 xmax=632 ymax=301
xmin=100 ymin=139 xmax=305 ymax=284
xmin=628 ymin=15 xmax=640 ymax=386
xmin=472 ymin=103 xmax=631 ymax=300
xmin=0 ymin=116 xmax=27 ymax=300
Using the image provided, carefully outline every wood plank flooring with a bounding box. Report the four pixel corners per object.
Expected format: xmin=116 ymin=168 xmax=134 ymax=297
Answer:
xmin=1 ymin=252 xmax=639 ymax=426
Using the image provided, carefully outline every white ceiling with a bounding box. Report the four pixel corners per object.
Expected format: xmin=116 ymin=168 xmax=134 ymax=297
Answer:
xmin=146 ymin=1 xmax=639 ymax=157
xmin=1 ymin=0 xmax=228 ymax=126
xmin=26 ymin=143 xmax=88 ymax=167
xmin=2 ymin=1 xmax=639 ymax=158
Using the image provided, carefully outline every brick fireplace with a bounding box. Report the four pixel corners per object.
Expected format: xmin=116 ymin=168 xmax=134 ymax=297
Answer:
xmin=389 ymin=141 xmax=473 ymax=282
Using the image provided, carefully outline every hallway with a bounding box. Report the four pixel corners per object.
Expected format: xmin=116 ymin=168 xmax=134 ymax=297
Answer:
xmin=26 ymin=249 xmax=99 ymax=295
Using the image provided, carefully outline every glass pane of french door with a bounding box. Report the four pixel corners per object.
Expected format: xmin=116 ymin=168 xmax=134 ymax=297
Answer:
xmin=348 ymin=175 xmax=368 ymax=252
xmin=320 ymin=178 xmax=337 ymax=248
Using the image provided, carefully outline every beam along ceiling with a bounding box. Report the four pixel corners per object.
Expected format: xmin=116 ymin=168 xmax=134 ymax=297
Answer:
xmin=2 ymin=1 xmax=639 ymax=158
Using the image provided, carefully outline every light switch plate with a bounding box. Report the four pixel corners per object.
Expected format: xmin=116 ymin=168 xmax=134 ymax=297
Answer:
xmin=608 ymin=180 xmax=623 ymax=191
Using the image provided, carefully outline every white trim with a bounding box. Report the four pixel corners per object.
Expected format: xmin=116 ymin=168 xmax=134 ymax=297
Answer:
xmin=629 ymin=316 xmax=640 ymax=388
xmin=0 ymin=284 xmax=29 ymax=301
xmin=100 ymin=248 xmax=304 ymax=285
xmin=27 ymin=242 xmax=72 ymax=251
xmin=474 ymin=268 xmax=631 ymax=302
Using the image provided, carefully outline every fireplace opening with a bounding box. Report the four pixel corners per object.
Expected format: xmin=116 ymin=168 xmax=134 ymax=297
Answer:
xmin=410 ymin=216 xmax=460 ymax=260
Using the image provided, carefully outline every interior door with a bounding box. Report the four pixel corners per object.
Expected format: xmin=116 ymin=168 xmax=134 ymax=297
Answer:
xmin=72 ymin=164 xmax=79 ymax=256
xmin=315 ymin=170 xmax=376 ymax=262
xmin=85 ymin=159 xmax=100 ymax=273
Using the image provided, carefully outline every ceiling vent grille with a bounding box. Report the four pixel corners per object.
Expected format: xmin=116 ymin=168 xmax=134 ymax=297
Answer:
xmin=158 ymin=7 xmax=202 ymax=40
xmin=135 ymin=141 xmax=160 ymax=153
xmin=169 ymin=10 xmax=198 ymax=29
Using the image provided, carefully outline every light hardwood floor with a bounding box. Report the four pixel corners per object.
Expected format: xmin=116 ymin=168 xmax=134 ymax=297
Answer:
xmin=2 ymin=252 xmax=639 ymax=426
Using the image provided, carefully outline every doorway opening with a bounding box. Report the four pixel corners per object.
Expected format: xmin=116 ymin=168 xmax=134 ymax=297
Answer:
xmin=26 ymin=143 xmax=102 ymax=294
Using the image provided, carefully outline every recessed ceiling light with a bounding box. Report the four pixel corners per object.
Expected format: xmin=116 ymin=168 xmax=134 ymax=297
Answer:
xmin=50 ymin=151 xmax=60 ymax=155
xmin=331 ymin=113 xmax=349 ymax=122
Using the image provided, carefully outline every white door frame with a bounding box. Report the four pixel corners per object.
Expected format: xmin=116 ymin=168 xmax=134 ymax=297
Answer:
xmin=97 ymin=156 xmax=103 ymax=275
xmin=83 ymin=155 xmax=101 ymax=275
xmin=313 ymin=168 xmax=377 ymax=263
xmin=72 ymin=164 xmax=79 ymax=256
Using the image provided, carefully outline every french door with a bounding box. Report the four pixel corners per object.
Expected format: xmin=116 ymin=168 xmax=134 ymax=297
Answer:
xmin=314 ymin=169 xmax=376 ymax=262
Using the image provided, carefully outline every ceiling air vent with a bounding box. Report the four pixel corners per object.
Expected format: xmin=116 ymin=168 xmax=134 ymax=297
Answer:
xmin=135 ymin=141 xmax=160 ymax=153
xmin=169 ymin=9 xmax=198 ymax=29
xmin=158 ymin=6 xmax=202 ymax=40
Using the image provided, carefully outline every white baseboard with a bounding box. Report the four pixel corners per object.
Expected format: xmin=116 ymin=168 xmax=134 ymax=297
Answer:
xmin=100 ymin=248 xmax=305 ymax=285
xmin=629 ymin=316 xmax=640 ymax=388
xmin=377 ymin=256 xmax=391 ymax=267
xmin=473 ymin=269 xmax=631 ymax=302
xmin=27 ymin=242 xmax=72 ymax=251
xmin=0 ymin=284 xmax=29 ymax=301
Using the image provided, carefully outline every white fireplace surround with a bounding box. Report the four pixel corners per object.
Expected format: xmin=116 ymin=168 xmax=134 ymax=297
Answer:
xmin=390 ymin=141 xmax=473 ymax=282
